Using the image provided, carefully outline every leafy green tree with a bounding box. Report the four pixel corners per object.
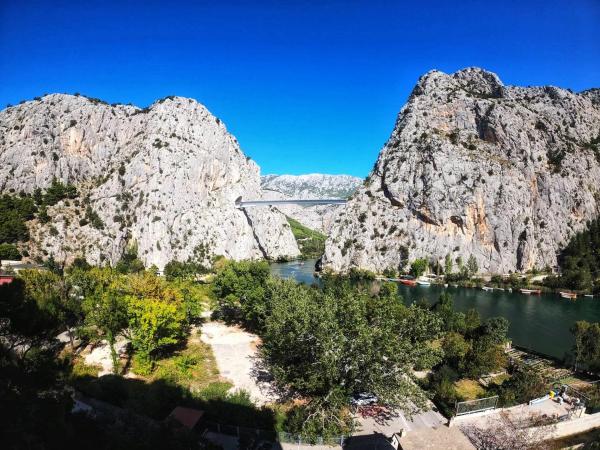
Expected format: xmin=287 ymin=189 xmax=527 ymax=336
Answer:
xmin=467 ymin=255 xmax=479 ymax=277
xmin=410 ymin=258 xmax=428 ymax=278
xmin=444 ymin=253 xmax=453 ymax=275
xmin=432 ymin=293 xmax=466 ymax=333
xmin=260 ymin=277 xmax=442 ymax=435
xmin=83 ymin=291 xmax=128 ymax=373
xmin=213 ymin=260 xmax=271 ymax=331
xmin=571 ymin=320 xmax=600 ymax=374
xmin=126 ymin=296 xmax=186 ymax=374
xmin=164 ymin=259 xmax=208 ymax=281
xmin=481 ymin=317 xmax=510 ymax=345
xmin=442 ymin=332 xmax=471 ymax=367
xmin=495 ymin=367 xmax=547 ymax=406
xmin=0 ymin=193 xmax=36 ymax=243
xmin=42 ymin=178 xmax=78 ymax=206
xmin=115 ymin=243 xmax=145 ymax=274
xmin=464 ymin=308 xmax=481 ymax=335
xmin=465 ymin=335 xmax=507 ymax=378
xmin=549 ymin=218 xmax=600 ymax=292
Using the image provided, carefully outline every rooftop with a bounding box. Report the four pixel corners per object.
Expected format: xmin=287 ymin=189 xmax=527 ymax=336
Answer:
xmin=167 ymin=406 xmax=204 ymax=430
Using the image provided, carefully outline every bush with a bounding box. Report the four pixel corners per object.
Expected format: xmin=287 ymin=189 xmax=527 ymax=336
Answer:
xmin=0 ymin=243 xmax=21 ymax=260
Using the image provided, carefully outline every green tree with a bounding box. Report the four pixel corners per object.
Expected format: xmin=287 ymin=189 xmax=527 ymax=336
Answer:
xmin=432 ymin=293 xmax=466 ymax=333
xmin=571 ymin=321 xmax=600 ymax=374
xmin=410 ymin=258 xmax=428 ymax=278
xmin=442 ymin=332 xmax=471 ymax=367
xmin=83 ymin=291 xmax=128 ymax=373
xmin=213 ymin=260 xmax=271 ymax=331
xmin=467 ymin=255 xmax=479 ymax=277
xmin=444 ymin=253 xmax=453 ymax=275
xmin=126 ymin=296 xmax=186 ymax=374
xmin=115 ymin=243 xmax=145 ymax=274
xmin=164 ymin=259 xmax=208 ymax=281
xmin=496 ymin=367 xmax=547 ymax=406
xmin=0 ymin=193 xmax=36 ymax=243
xmin=549 ymin=218 xmax=600 ymax=292
xmin=260 ymin=277 xmax=442 ymax=435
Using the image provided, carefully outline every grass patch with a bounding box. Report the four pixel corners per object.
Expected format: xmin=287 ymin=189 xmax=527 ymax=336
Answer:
xmin=287 ymin=216 xmax=326 ymax=259
xmin=152 ymin=339 xmax=220 ymax=391
xmin=70 ymin=358 xmax=102 ymax=379
xmin=454 ymin=379 xmax=486 ymax=400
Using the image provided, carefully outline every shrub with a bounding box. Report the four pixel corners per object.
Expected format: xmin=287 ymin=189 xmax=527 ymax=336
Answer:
xmin=0 ymin=243 xmax=21 ymax=260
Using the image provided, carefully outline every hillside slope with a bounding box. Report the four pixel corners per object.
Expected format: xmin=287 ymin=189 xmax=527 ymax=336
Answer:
xmin=0 ymin=94 xmax=299 ymax=269
xmin=322 ymin=68 xmax=600 ymax=274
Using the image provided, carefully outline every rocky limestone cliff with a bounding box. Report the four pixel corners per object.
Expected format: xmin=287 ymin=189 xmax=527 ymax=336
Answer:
xmin=323 ymin=68 xmax=600 ymax=274
xmin=261 ymin=174 xmax=361 ymax=232
xmin=0 ymin=94 xmax=300 ymax=268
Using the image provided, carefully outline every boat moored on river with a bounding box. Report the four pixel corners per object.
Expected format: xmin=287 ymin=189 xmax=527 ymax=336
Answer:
xmin=520 ymin=288 xmax=542 ymax=295
xmin=560 ymin=291 xmax=577 ymax=300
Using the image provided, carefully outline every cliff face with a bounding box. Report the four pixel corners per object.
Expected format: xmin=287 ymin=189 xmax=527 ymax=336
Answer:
xmin=261 ymin=174 xmax=361 ymax=232
xmin=323 ymin=68 xmax=600 ymax=274
xmin=0 ymin=94 xmax=299 ymax=268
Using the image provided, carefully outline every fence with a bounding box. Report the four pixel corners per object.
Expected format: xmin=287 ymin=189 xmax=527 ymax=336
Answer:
xmin=455 ymin=395 xmax=499 ymax=416
xmin=202 ymin=420 xmax=348 ymax=446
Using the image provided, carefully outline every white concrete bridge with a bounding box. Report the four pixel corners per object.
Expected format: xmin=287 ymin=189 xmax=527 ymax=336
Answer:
xmin=235 ymin=196 xmax=347 ymax=208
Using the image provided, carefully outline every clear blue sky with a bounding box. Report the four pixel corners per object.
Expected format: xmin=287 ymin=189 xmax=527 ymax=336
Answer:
xmin=1 ymin=1 xmax=598 ymax=177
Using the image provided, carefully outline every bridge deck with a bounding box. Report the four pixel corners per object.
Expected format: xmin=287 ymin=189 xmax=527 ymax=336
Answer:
xmin=236 ymin=199 xmax=347 ymax=208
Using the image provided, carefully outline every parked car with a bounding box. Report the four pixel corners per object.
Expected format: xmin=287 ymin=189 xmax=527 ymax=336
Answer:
xmin=350 ymin=393 xmax=378 ymax=407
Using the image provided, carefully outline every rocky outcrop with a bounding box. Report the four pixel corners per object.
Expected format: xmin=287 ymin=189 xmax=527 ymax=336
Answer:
xmin=0 ymin=94 xmax=300 ymax=268
xmin=323 ymin=68 xmax=600 ymax=274
xmin=261 ymin=174 xmax=361 ymax=232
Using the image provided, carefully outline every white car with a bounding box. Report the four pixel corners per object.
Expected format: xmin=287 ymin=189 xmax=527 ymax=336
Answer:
xmin=350 ymin=393 xmax=378 ymax=406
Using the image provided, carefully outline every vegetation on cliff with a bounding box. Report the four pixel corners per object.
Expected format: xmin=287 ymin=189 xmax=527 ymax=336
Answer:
xmin=544 ymin=218 xmax=600 ymax=293
xmin=286 ymin=216 xmax=326 ymax=259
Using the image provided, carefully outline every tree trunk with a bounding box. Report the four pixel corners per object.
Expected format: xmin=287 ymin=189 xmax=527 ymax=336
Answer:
xmin=108 ymin=331 xmax=119 ymax=374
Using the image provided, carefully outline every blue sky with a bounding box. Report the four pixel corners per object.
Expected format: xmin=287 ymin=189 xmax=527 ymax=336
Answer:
xmin=1 ymin=1 xmax=599 ymax=177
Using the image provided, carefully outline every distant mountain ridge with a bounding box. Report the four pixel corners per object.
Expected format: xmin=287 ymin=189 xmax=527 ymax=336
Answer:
xmin=261 ymin=173 xmax=361 ymax=199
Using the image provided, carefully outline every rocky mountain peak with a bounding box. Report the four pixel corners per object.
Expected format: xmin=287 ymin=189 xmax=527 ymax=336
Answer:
xmin=0 ymin=94 xmax=300 ymax=269
xmin=323 ymin=68 xmax=600 ymax=274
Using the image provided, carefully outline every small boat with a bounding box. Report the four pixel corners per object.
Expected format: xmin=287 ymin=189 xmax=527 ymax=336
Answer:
xmin=482 ymin=286 xmax=494 ymax=292
xmin=508 ymin=288 xmax=513 ymax=293
xmin=452 ymin=284 xmax=459 ymax=288
xmin=560 ymin=292 xmax=577 ymax=300
xmin=584 ymin=294 xmax=594 ymax=298
xmin=400 ymin=279 xmax=417 ymax=287
xmin=520 ymin=288 xmax=542 ymax=295
xmin=444 ymin=283 xmax=449 ymax=288
xmin=496 ymin=287 xmax=505 ymax=291
xmin=416 ymin=278 xmax=431 ymax=286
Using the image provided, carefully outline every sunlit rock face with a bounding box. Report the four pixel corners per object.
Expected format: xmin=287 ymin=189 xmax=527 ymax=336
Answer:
xmin=323 ymin=68 xmax=600 ymax=274
xmin=0 ymin=94 xmax=299 ymax=268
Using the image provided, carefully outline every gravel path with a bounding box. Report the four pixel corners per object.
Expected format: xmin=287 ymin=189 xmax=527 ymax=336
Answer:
xmin=200 ymin=321 xmax=277 ymax=405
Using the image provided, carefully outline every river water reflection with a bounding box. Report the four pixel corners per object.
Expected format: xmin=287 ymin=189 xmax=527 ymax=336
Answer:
xmin=270 ymin=259 xmax=600 ymax=360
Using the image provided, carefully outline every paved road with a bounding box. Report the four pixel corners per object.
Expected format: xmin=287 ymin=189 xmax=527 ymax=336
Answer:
xmin=355 ymin=407 xmax=447 ymax=437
